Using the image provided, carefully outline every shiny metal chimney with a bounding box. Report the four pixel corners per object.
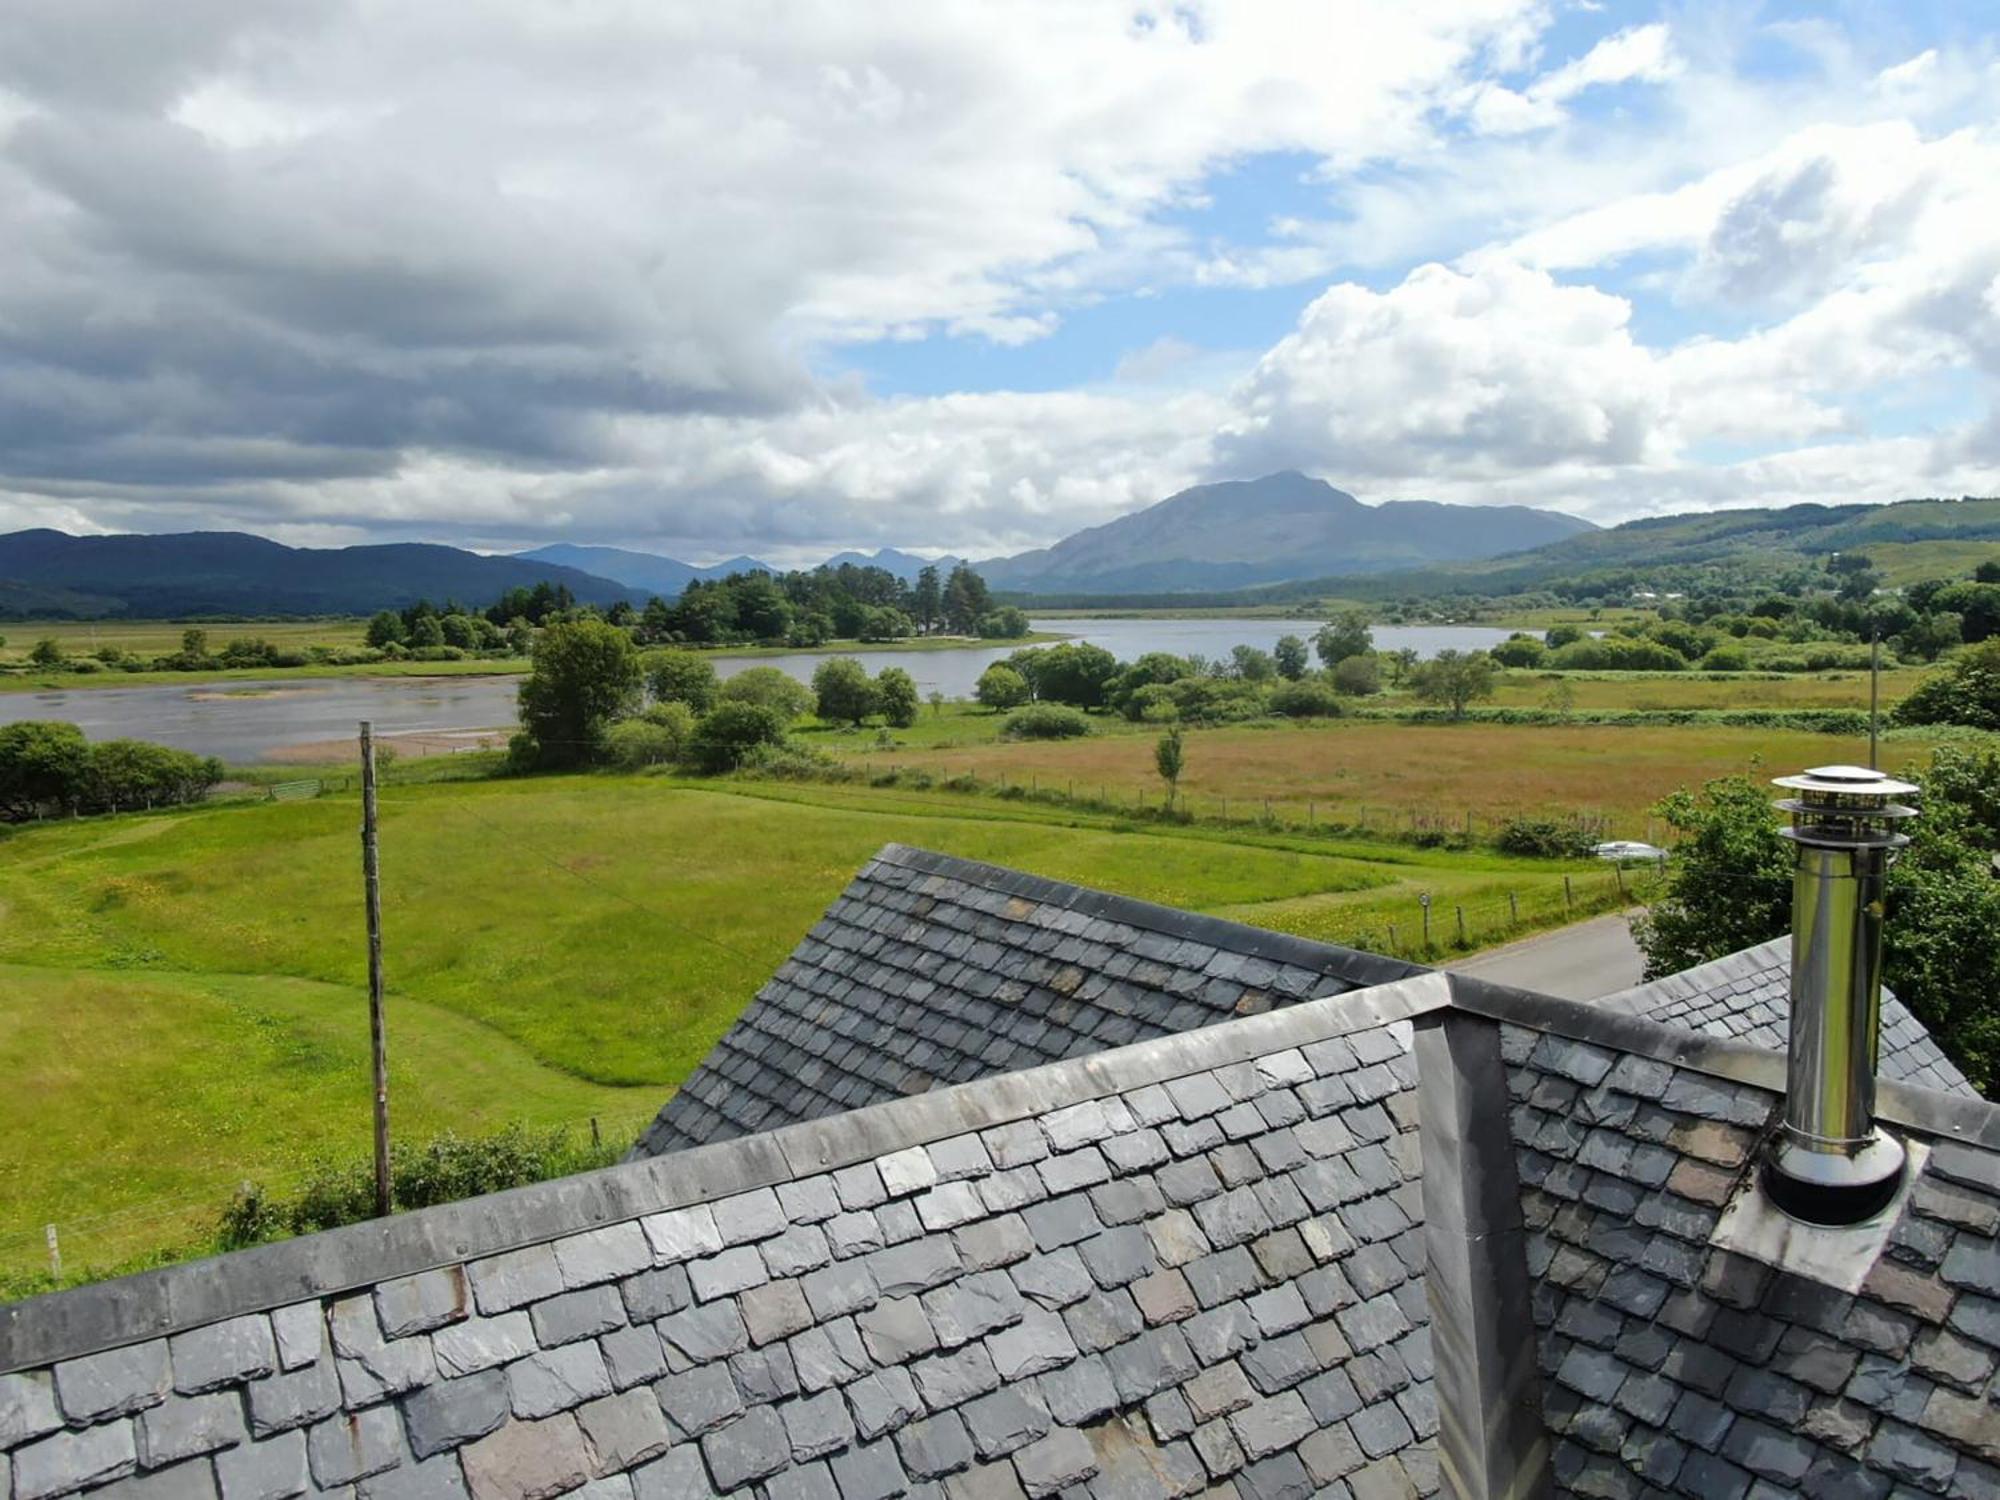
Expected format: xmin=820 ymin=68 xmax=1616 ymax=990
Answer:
xmin=1761 ymin=765 xmax=1919 ymax=1226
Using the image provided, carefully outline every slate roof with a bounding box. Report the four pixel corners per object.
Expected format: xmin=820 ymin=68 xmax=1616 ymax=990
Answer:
xmin=5 ymin=863 xmax=1999 ymax=1500
xmin=1601 ymin=936 xmax=1975 ymax=1096
xmin=634 ymin=844 xmax=1420 ymax=1158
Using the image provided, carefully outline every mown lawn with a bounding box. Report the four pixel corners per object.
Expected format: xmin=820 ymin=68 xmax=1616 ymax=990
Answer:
xmin=0 ymin=772 xmax=1603 ymax=1285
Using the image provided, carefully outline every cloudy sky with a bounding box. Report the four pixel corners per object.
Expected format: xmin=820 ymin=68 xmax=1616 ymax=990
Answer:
xmin=4 ymin=1 xmax=1998 ymax=564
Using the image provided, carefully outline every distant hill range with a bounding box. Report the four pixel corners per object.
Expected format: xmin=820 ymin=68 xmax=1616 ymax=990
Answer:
xmin=515 ymin=544 xmax=965 ymax=595
xmin=514 ymin=544 xmax=777 ymax=599
xmin=1217 ymin=495 xmax=2000 ymax=605
xmin=974 ymin=472 xmax=1596 ymax=593
xmin=0 ymin=529 xmax=631 ymax=619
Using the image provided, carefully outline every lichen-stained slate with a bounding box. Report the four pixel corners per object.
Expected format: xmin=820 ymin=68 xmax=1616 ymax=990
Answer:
xmin=0 ymin=1018 xmax=1438 ymax=1500
xmin=634 ymin=843 xmax=1420 ymax=1159
xmin=1601 ymin=937 xmax=1974 ymax=1097
xmin=1500 ymin=1021 xmax=2000 ymax=1499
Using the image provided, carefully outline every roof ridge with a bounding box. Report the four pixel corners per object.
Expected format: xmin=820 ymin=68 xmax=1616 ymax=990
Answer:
xmin=873 ymin=842 xmax=1418 ymax=988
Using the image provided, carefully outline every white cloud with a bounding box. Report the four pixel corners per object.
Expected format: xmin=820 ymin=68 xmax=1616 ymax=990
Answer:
xmin=1220 ymin=261 xmax=1665 ymax=480
xmin=1463 ymin=22 xmax=1680 ymax=135
xmin=0 ymin=2 xmax=1996 ymax=560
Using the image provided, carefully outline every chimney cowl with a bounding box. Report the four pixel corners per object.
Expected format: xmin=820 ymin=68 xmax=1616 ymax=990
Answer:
xmin=1762 ymin=764 xmax=1919 ymax=1227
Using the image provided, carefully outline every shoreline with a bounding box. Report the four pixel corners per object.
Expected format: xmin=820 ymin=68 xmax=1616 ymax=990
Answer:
xmin=0 ymin=628 xmax=1069 ymax=694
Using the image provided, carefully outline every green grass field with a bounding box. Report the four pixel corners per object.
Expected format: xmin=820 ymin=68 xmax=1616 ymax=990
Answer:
xmin=817 ymin=712 xmax=1928 ymax=838
xmin=0 ymin=771 xmax=1614 ymax=1286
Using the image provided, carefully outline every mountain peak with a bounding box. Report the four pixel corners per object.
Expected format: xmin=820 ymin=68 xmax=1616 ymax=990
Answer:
xmin=977 ymin=473 xmax=1593 ymax=594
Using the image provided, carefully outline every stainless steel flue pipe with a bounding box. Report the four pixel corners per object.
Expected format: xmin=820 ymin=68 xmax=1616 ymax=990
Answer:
xmin=1761 ymin=764 xmax=1919 ymax=1226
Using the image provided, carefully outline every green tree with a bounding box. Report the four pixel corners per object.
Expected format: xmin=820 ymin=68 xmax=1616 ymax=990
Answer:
xmin=941 ymin=565 xmax=993 ymax=635
xmin=1409 ymin=650 xmax=1496 ymax=718
xmin=513 ymin=617 xmax=643 ymax=768
xmin=1385 ymin=647 xmax=1419 ymax=685
xmin=643 ymin=649 xmax=720 ymax=713
xmin=876 ymin=667 xmax=919 ymax=728
xmin=1490 ymin=633 xmax=1546 ymax=668
xmin=1313 ymin=610 xmax=1373 ymax=668
xmin=687 ymin=702 xmax=787 ymax=772
xmin=1631 ymin=776 xmax=1792 ymax=977
xmin=976 ymin=664 xmax=1030 ymax=712
xmin=1331 ymin=655 xmax=1382 ymax=696
xmin=0 ymin=720 xmax=92 ymax=818
xmin=1895 ymin=640 xmax=2000 ymax=730
xmin=718 ymin=666 xmax=813 ymax=720
xmin=408 ymin=615 xmax=446 ymax=648
xmin=976 ymin=607 xmax=1032 ymax=639
xmin=1544 ymin=624 xmax=1582 ymax=649
xmin=28 ymin=637 xmax=64 ymax=668
xmin=1273 ymin=635 xmax=1309 ymax=681
xmin=1230 ymin=645 xmax=1277 ymax=681
xmin=1634 ymin=752 xmax=2000 ymax=1093
xmin=813 ymin=656 xmax=877 ymax=725
xmin=913 ymin=564 xmax=943 ymax=635
xmin=179 ymin=628 xmax=210 ymax=661
xmin=440 ymin=613 xmax=479 ymax=650
xmin=1022 ymin=642 xmax=1119 ymax=709
xmin=1154 ymin=725 xmax=1185 ymax=810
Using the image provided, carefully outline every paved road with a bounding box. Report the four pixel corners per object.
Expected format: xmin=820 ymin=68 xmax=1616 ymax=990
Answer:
xmin=1446 ymin=911 xmax=1646 ymax=1000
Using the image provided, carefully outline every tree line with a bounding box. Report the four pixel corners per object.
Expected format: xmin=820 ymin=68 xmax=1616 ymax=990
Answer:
xmin=0 ymin=722 xmax=222 ymax=821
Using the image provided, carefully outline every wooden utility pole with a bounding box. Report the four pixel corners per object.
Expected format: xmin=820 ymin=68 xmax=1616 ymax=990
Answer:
xmin=359 ymin=722 xmax=391 ymax=1218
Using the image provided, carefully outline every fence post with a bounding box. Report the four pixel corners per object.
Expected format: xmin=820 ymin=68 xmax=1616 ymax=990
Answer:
xmin=46 ymin=1224 xmax=60 ymax=1280
xmin=1616 ymin=863 xmax=1627 ymax=899
xmin=1456 ymin=905 xmax=1467 ymax=946
xmin=1263 ymin=798 xmax=1271 ymax=824
xmin=1508 ymin=891 xmax=1519 ymax=924
xmin=1420 ymin=893 xmax=1432 ymax=950
xmin=1387 ymin=922 xmax=1398 ymax=955
xmin=1563 ymin=875 xmax=1573 ymax=912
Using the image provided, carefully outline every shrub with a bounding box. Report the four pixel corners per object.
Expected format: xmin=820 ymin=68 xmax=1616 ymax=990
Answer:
xmin=1266 ymin=680 xmax=1343 ymax=718
xmin=1895 ymin=640 xmax=2000 ymax=731
xmin=976 ymin=607 xmax=1032 ymax=639
xmin=1331 ymin=655 xmax=1382 ymax=696
xmin=718 ymin=666 xmax=813 ymax=720
xmin=733 ymin=740 xmax=840 ymax=779
xmin=1550 ymin=637 xmax=1686 ymax=672
xmin=1003 ymin=704 xmax=1093 ymax=740
xmin=1496 ymin=817 xmax=1598 ymax=860
xmin=1491 ymin=634 xmax=1546 ymax=668
xmin=606 ymin=718 xmax=683 ymax=769
xmin=220 ymin=1125 xmax=620 ymax=1249
xmin=688 ymin=702 xmax=788 ymax=771
xmin=1699 ymin=645 xmax=1751 ymax=672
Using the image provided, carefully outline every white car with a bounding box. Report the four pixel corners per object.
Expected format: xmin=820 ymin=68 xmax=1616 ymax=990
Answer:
xmin=1594 ymin=840 xmax=1667 ymax=863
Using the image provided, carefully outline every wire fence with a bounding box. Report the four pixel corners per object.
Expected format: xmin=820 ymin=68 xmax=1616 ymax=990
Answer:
xmin=806 ymin=757 xmax=1656 ymax=851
